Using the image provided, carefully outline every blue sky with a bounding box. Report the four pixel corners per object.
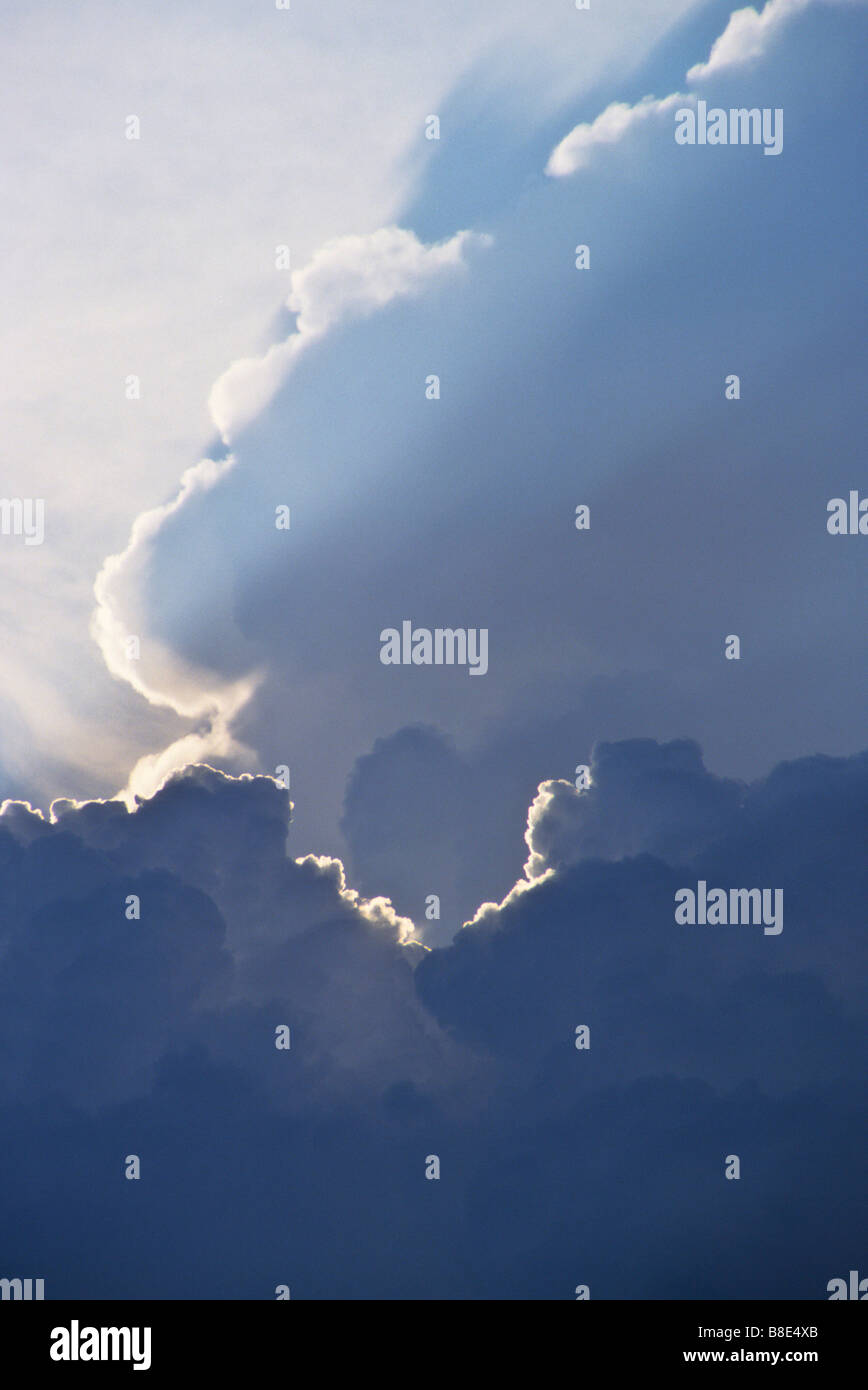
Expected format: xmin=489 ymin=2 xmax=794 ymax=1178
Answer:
xmin=0 ymin=0 xmax=866 ymax=1299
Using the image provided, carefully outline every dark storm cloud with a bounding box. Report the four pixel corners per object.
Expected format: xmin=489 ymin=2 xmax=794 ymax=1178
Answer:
xmin=0 ymin=738 xmax=865 ymax=1297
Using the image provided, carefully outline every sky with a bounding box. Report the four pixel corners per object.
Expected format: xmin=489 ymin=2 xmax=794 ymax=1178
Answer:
xmin=0 ymin=0 xmax=866 ymax=1299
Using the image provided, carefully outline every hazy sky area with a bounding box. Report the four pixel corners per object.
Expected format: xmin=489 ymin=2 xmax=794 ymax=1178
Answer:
xmin=0 ymin=0 xmax=865 ymax=1301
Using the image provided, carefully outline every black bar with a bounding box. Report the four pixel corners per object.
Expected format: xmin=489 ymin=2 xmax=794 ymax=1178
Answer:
xmin=1 ymin=1300 xmax=863 ymax=1376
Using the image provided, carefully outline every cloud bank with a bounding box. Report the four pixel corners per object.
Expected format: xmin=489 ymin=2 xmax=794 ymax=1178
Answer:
xmin=0 ymin=739 xmax=865 ymax=1296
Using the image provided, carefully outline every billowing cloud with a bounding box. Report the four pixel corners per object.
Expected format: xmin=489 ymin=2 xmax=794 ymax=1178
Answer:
xmin=545 ymin=93 xmax=688 ymax=177
xmin=209 ymin=227 xmax=490 ymax=441
xmin=78 ymin=0 xmax=868 ymax=871
xmin=549 ymin=0 xmax=866 ymax=179
xmin=420 ymin=741 xmax=868 ymax=1086
xmin=2 ymin=0 xmax=703 ymax=807
xmin=519 ymin=738 xmax=743 ymax=877
xmin=0 ymin=765 xmax=432 ymax=1113
xmin=686 ymin=0 xmax=859 ymax=83
xmin=91 ymin=226 xmax=491 ymax=805
xmin=0 ymin=740 xmax=865 ymax=1296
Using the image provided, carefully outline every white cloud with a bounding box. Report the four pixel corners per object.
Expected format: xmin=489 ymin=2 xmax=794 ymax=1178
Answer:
xmin=92 ymin=457 xmax=236 ymax=715
xmin=545 ymin=93 xmax=689 ymax=177
xmin=462 ymin=780 xmax=565 ymax=930
xmin=297 ymin=852 xmax=418 ymax=946
xmin=686 ymin=0 xmax=859 ymax=84
xmin=89 ymin=453 xmax=261 ymax=802
xmin=548 ymin=0 xmax=865 ymax=176
xmin=289 ymin=227 xmax=490 ymax=339
xmin=209 ymin=226 xmax=490 ymax=440
xmin=94 ymin=225 xmax=489 ymax=802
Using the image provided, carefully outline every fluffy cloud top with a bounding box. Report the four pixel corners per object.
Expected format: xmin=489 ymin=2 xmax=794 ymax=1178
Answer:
xmin=209 ymin=226 xmax=489 ymax=441
xmin=686 ymin=0 xmax=839 ymax=83
xmin=546 ymin=93 xmax=687 ymax=177
xmin=549 ymin=0 xmax=865 ymax=178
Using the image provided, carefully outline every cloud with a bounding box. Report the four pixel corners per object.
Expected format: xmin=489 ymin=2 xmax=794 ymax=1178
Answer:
xmin=520 ymin=738 xmax=743 ymax=876
xmin=0 ymin=739 xmax=865 ymax=1296
xmin=89 ymin=456 xmax=262 ymax=803
xmin=209 ymin=226 xmax=490 ymax=441
xmin=5 ymin=0 xmax=697 ymax=807
xmin=545 ymin=93 xmax=688 ymax=177
xmin=339 ymin=678 xmax=719 ymax=937
xmin=92 ymin=457 xmax=240 ymax=716
xmin=686 ymin=0 xmax=850 ymax=83
xmin=419 ymin=742 xmax=868 ymax=1088
xmin=341 ymin=725 xmax=488 ymax=942
xmin=75 ymin=0 xmax=868 ymax=874
xmin=90 ymin=226 xmax=491 ymax=807
xmin=6 ymin=0 xmax=866 ymax=1300
xmin=0 ymin=764 xmax=430 ymax=1112
xmin=549 ymin=0 xmax=865 ymax=178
